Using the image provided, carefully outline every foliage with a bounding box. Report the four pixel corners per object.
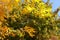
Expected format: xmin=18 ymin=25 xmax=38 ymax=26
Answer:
xmin=0 ymin=0 xmax=60 ymax=40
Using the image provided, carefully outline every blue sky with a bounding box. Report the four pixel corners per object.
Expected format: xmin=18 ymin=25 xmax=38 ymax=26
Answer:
xmin=43 ymin=0 xmax=60 ymax=16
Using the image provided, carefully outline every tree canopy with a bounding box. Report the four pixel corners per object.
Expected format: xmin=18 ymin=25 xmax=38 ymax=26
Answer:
xmin=0 ymin=0 xmax=60 ymax=40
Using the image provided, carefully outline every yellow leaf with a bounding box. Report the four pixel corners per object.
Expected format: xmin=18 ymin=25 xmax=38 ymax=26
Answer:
xmin=24 ymin=26 xmax=36 ymax=37
xmin=15 ymin=0 xmax=20 ymax=3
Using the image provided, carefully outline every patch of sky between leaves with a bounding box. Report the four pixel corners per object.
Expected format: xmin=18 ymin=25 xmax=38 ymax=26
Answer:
xmin=43 ymin=0 xmax=60 ymax=16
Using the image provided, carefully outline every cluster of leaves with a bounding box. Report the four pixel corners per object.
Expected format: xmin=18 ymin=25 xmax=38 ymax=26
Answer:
xmin=0 ymin=0 xmax=60 ymax=40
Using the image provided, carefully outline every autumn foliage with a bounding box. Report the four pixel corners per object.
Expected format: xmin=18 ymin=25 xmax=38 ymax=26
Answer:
xmin=0 ymin=0 xmax=60 ymax=40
